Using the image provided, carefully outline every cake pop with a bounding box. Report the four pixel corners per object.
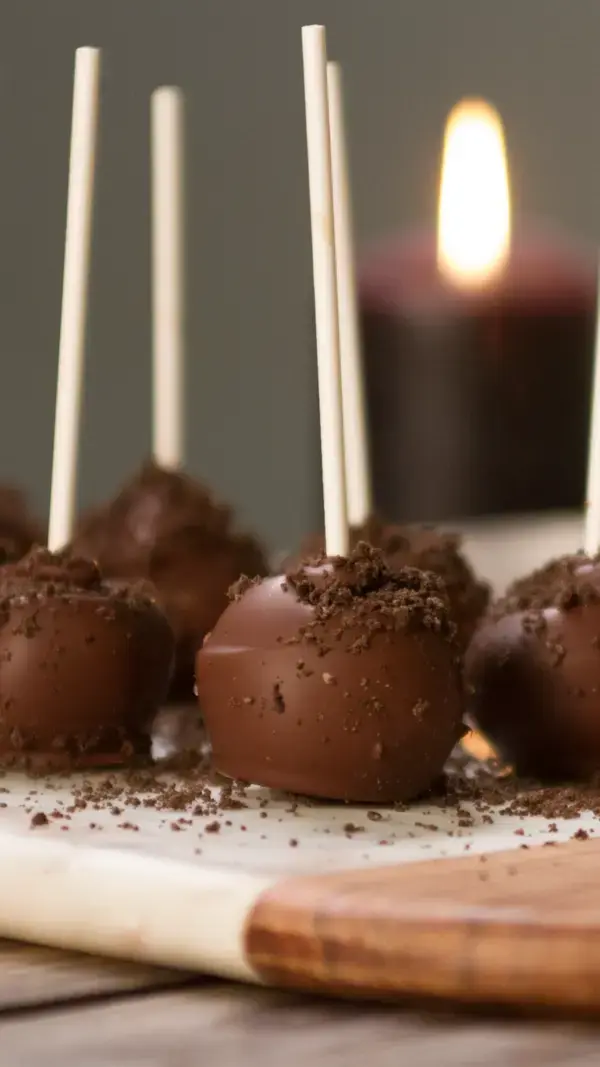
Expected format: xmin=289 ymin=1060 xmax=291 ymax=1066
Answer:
xmin=197 ymin=543 xmax=464 ymax=802
xmin=283 ymin=517 xmax=489 ymax=647
xmin=466 ymin=553 xmax=600 ymax=779
xmin=197 ymin=27 xmax=461 ymax=801
xmin=0 ymin=49 xmax=176 ymax=771
xmin=0 ymin=546 xmax=174 ymax=768
xmin=72 ymin=461 xmax=268 ymax=696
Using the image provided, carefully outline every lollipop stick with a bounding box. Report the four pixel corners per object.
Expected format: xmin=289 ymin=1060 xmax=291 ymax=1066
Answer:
xmin=151 ymin=86 xmax=185 ymax=470
xmin=327 ymin=61 xmax=371 ymax=528
xmin=48 ymin=47 xmax=101 ymax=551
xmin=302 ymin=26 xmax=348 ymax=557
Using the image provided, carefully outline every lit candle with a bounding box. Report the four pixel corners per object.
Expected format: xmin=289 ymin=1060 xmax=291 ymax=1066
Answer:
xmin=359 ymin=98 xmax=597 ymax=524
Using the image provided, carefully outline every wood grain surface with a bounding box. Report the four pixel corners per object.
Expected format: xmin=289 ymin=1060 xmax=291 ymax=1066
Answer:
xmin=3 ymin=983 xmax=600 ymax=1067
xmin=246 ymin=836 xmax=600 ymax=1012
xmin=0 ymin=938 xmax=191 ymax=1013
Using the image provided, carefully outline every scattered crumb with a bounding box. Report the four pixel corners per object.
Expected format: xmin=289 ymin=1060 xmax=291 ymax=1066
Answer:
xmin=573 ymin=828 xmax=590 ymax=841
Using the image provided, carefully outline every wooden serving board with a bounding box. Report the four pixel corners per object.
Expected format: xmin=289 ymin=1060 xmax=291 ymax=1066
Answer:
xmin=1 ymin=757 xmax=600 ymax=1015
xmin=247 ymin=837 xmax=600 ymax=1012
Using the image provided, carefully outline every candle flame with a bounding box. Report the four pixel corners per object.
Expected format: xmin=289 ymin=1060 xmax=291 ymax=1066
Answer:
xmin=437 ymin=98 xmax=511 ymax=287
xmin=461 ymin=729 xmax=499 ymax=763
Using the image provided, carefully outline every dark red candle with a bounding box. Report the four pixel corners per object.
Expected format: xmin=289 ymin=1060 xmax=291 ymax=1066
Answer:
xmin=357 ymin=101 xmax=597 ymax=524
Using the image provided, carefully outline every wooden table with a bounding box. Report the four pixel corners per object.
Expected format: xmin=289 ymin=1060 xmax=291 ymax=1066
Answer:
xmin=2 ymin=940 xmax=600 ymax=1065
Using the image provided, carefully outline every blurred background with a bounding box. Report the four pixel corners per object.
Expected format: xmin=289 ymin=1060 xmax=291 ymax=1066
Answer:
xmin=1 ymin=0 xmax=599 ymax=554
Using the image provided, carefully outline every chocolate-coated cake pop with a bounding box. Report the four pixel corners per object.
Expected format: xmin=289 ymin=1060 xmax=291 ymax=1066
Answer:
xmin=72 ymin=461 xmax=268 ymax=697
xmin=282 ymin=517 xmax=489 ymax=648
xmin=466 ymin=553 xmax=600 ymax=780
xmin=0 ymin=546 xmax=174 ymax=768
xmin=197 ymin=543 xmax=464 ymax=802
xmin=0 ymin=485 xmax=44 ymax=559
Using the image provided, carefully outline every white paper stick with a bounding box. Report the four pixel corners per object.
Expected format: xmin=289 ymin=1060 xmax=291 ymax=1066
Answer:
xmin=327 ymin=62 xmax=371 ymax=528
xmin=302 ymin=26 xmax=349 ymax=557
xmin=584 ymin=261 xmax=600 ymax=556
xmin=151 ymin=86 xmax=185 ymax=470
xmin=0 ymin=831 xmax=273 ymax=980
xmin=48 ymin=48 xmax=101 ymax=551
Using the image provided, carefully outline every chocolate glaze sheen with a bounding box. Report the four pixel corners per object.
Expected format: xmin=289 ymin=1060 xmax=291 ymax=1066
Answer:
xmin=466 ymin=553 xmax=600 ymax=779
xmin=0 ymin=547 xmax=174 ymax=766
xmin=197 ymin=543 xmax=464 ymax=802
xmin=72 ymin=462 xmax=268 ymax=697
xmin=282 ymin=518 xmax=489 ymax=648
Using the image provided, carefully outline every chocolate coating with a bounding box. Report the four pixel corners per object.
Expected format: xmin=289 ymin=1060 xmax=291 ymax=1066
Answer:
xmin=0 ymin=547 xmax=174 ymax=767
xmin=466 ymin=554 xmax=600 ymax=779
xmin=72 ymin=461 xmax=268 ymax=697
xmin=197 ymin=544 xmax=464 ymax=802
xmin=282 ymin=518 xmax=489 ymax=648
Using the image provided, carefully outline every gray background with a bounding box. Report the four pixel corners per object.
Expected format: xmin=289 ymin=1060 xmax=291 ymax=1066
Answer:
xmin=1 ymin=0 xmax=599 ymax=553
